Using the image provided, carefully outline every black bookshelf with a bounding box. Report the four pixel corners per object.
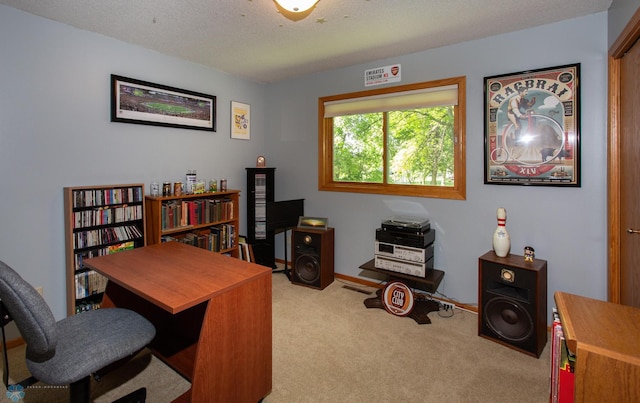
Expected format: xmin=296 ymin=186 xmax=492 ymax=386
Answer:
xmin=246 ymin=168 xmax=304 ymax=270
xmin=246 ymin=168 xmax=275 ymax=268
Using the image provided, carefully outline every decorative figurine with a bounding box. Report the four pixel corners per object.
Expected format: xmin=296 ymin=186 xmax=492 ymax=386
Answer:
xmin=492 ymin=207 xmax=511 ymax=257
xmin=524 ymin=246 xmax=535 ymax=262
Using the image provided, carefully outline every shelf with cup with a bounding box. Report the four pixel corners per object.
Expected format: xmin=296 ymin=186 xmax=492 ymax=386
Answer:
xmin=145 ymin=190 xmax=240 ymax=258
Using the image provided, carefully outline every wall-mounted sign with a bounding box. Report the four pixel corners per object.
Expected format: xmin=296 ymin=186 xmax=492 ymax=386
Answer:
xmin=364 ymin=64 xmax=401 ymax=87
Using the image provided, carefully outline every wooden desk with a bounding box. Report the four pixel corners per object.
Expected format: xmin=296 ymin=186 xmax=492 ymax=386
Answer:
xmin=554 ymin=292 xmax=640 ymax=402
xmin=84 ymin=242 xmax=272 ymax=403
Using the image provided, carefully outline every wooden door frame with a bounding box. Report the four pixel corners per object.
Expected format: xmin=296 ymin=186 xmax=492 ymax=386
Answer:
xmin=608 ymin=8 xmax=640 ymax=303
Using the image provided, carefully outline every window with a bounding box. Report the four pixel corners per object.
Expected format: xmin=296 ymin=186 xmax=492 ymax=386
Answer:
xmin=318 ymin=76 xmax=466 ymax=200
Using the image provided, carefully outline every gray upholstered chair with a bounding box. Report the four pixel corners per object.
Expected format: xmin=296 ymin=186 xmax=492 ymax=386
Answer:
xmin=0 ymin=260 xmax=156 ymax=403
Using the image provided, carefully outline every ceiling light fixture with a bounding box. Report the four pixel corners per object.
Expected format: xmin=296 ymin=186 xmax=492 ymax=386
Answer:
xmin=274 ymin=0 xmax=319 ymax=13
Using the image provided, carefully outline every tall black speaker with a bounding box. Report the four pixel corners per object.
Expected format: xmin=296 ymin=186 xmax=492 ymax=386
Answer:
xmin=478 ymin=251 xmax=547 ymax=358
xmin=292 ymin=228 xmax=334 ymax=290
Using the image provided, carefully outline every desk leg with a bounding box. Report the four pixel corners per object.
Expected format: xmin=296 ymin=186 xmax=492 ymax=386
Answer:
xmin=188 ymin=272 xmax=272 ymax=403
xmin=272 ymin=227 xmax=293 ymax=281
xmin=364 ymin=289 xmax=440 ymax=325
xmin=103 ymin=274 xmax=272 ymax=403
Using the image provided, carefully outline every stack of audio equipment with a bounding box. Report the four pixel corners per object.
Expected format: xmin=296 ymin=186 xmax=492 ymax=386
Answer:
xmin=374 ymin=216 xmax=435 ymax=278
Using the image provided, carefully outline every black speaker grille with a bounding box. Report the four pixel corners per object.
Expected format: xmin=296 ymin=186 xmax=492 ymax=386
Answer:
xmin=294 ymin=251 xmax=320 ymax=284
xmin=483 ymin=296 xmax=534 ymax=342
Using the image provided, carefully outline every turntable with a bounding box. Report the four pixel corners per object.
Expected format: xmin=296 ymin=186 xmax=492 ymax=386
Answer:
xmin=381 ymin=216 xmax=430 ymax=233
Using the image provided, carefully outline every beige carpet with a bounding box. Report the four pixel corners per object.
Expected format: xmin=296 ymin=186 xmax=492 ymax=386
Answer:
xmin=2 ymin=272 xmax=551 ymax=402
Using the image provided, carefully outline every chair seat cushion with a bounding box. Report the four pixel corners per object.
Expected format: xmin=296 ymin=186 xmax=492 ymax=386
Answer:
xmin=26 ymin=308 xmax=155 ymax=385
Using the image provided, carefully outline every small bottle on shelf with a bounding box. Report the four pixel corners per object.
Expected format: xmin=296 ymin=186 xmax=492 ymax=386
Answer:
xmin=162 ymin=182 xmax=172 ymax=197
xmin=150 ymin=182 xmax=160 ymax=197
xmin=186 ymin=170 xmax=197 ymax=194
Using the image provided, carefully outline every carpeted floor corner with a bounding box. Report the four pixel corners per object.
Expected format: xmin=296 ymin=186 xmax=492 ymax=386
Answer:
xmin=2 ymin=272 xmax=551 ymax=402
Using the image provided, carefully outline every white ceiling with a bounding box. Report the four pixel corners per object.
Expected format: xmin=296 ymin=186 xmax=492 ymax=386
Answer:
xmin=1 ymin=0 xmax=612 ymax=83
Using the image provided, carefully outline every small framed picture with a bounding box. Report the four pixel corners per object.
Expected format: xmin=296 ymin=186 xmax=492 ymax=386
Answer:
xmin=231 ymin=101 xmax=250 ymax=140
xmin=297 ymin=216 xmax=328 ymax=231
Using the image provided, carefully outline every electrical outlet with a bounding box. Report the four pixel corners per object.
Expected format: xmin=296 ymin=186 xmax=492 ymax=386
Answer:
xmin=440 ymin=301 xmax=456 ymax=311
xmin=35 ymin=286 xmax=43 ymax=296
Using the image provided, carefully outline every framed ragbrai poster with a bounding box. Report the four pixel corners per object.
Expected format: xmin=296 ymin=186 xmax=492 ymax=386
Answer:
xmin=484 ymin=64 xmax=580 ymax=186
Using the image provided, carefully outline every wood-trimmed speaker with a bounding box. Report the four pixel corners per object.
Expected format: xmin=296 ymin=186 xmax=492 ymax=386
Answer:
xmin=478 ymin=251 xmax=547 ymax=358
xmin=292 ymin=227 xmax=334 ymax=290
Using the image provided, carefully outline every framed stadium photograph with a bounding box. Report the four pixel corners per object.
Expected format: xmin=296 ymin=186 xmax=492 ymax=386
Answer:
xmin=111 ymin=74 xmax=216 ymax=132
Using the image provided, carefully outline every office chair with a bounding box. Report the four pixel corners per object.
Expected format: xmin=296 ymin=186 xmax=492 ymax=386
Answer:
xmin=0 ymin=260 xmax=156 ymax=403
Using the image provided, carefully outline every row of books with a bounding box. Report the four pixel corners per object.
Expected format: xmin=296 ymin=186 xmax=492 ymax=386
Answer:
xmin=161 ymin=224 xmax=236 ymax=252
xmin=73 ymin=204 xmax=143 ymax=229
xmin=73 ymin=187 xmax=143 ymax=208
xmin=73 ymin=225 xmax=143 ymax=249
xmin=74 ymin=241 xmax=135 ymax=271
xmin=74 ymin=270 xmax=107 ymax=300
xmin=75 ymin=299 xmax=103 ymax=314
xmin=238 ymin=236 xmax=255 ymax=263
xmin=550 ymin=308 xmax=575 ymax=403
xmin=161 ymin=198 xmax=234 ymax=230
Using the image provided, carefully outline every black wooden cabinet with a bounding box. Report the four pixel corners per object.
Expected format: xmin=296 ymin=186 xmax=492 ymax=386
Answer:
xmin=246 ymin=168 xmax=304 ymax=269
xmin=246 ymin=168 xmax=276 ymax=268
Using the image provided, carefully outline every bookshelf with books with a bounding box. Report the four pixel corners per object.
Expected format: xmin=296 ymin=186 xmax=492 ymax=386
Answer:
xmin=553 ymin=292 xmax=640 ymax=402
xmin=64 ymin=184 xmax=146 ymax=316
xmin=145 ymin=190 xmax=240 ymax=258
xmin=549 ymin=308 xmax=574 ymax=403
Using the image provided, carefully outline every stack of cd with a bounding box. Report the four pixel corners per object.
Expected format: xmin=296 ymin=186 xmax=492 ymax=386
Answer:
xmin=374 ymin=216 xmax=435 ymax=277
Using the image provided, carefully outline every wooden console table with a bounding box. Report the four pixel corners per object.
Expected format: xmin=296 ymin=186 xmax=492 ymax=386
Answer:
xmin=359 ymin=259 xmax=444 ymax=324
xmin=84 ymin=242 xmax=272 ymax=403
xmin=554 ymin=292 xmax=640 ymax=402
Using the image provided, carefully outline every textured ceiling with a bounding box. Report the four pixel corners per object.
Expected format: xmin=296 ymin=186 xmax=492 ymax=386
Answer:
xmin=0 ymin=0 xmax=612 ymax=83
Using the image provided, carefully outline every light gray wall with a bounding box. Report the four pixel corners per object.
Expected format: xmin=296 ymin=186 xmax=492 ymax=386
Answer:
xmin=0 ymin=5 xmax=268 ymax=319
xmin=608 ymin=0 xmax=640 ymax=47
xmin=0 ymin=4 xmax=610 ymax=326
xmin=265 ymin=12 xmax=609 ymax=321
